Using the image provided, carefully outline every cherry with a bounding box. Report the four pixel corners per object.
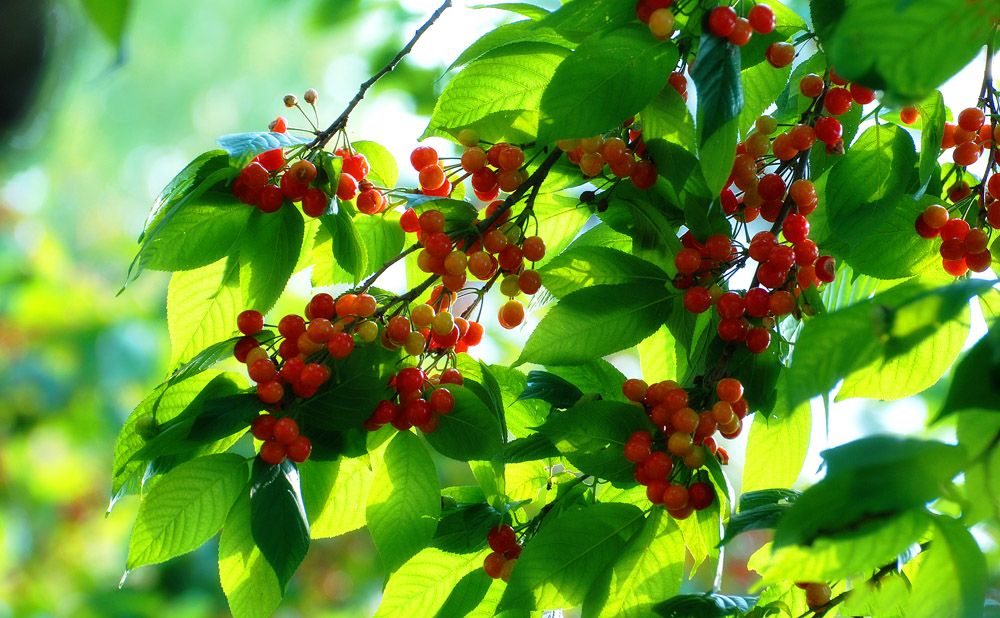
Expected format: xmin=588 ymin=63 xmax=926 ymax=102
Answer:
xmin=624 ymin=439 xmax=651 ymax=464
xmin=707 ymin=6 xmax=737 ymax=37
xmin=799 ymin=74 xmax=824 ymax=98
xmin=988 ymin=174 xmax=1000 ymax=200
xmin=823 ymin=87 xmax=853 ymax=116
xmin=766 ymin=42 xmax=794 ymax=68
xmin=342 ymin=154 xmax=369 ymax=180
xmin=498 ymin=245 xmax=524 ymax=272
xmin=522 ymin=236 xmax=546 ymax=262
xmin=302 ymin=188 xmax=329 ymax=218
xmin=915 ymin=213 xmax=940 ymax=239
xmin=440 ymin=368 xmax=464 ymax=386
xmin=850 ymin=83 xmax=876 ymax=104
xmin=251 ymin=414 xmax=278 ymax=441
xmin=287 ymin=160 xmax=318 ymax=185
xmin=240 ymin=162 xmax=270 ymax=191
xmin=327 ymin=332 xmax=355 ymax=358
xmin=727 ymin=19 xmax=754 ymax=46
xmin=259 ymin=440 xmax=287 ymax=465
xmin=675 ymin=248 xmax=703 ymax=274
xmin=396 ymin=367 xmax=425 ymax=394
xmin=814 ymin=116 xmax=842 ymax=145
xmin=782 ymin=214 xmax=810 ymax=243
xmin=672 ymin=407 xmax=699 ymax=433
xmin=789 ymin=179 xmax=817 ymax=209
xmin=649 ymin=9 xmax=676 ymax=39
xmin=497 ymin=145 xmax=525 ymax=171
xmin=815 ymin=255 xmax=837 ymax=282
xmin=646 ymin=479 xmax=668 ymax=504
xmin=419 ymin=165 xmax=446 ymax=190
xmin=249 ymin=358 xmax=278 ymax=383
xmin=484 ymin=552 xmax=506 ymax=579
xmin=923 ymin=205 xmax=949 ymax=229
xmin=631 ymin=160 xmax=657 ymax=189
xmin=769 ymin=290 xmax=795 ymax=316
xmin=336 ymin=172 xmax=358 ymax=201
xmin=958 ymin=107 xmax=985 ymax=132
xmin=716 ymin=378 xmax=743 ymax=403
xmin=518 ymin=270 xmax=542 ymax=295
xmin=746 ymin=327 xmax=771 ymax=354
xmin=499 ymin=299 xmax=525 ymax=329
xmin=768 ymin=244 xmax=796 ymax=271
xmin=942 ymin=257 xmax=969 ymax=277
xmin=257 ymin=380 xmax=284 ymax=404
xmin=643 ymin=451 xmax=673 ymax=479
xmin=234 ymin=336 xmax=261 ymax=363
xmin=404 ymin=398 xmax=433 ymax=427
xmin=286 ymin=435 xmax=312 ymax=463
xmin=684 ymin=287 xmax=712 ymax=313
xmin=268 ymin=116 xmax=287 ymax=133
xmin=687 ymin=482 xmax=715 ymax=510
xmin=966 ymin=250 xmax=992 ymax=272
xmin=410 ymin=146 xmax=439 ymax=171
xmin=716 ymin=292 xmax=745 ymax=319
xmin=461 ymin=147 xmax=487 ymax=173
xmin=747 ymin=3 xmax=775 ymax=33
xmin=299 ymin=363 xmax=329 ymax=388
xmin=486 ymin=524 xmax=517 ymax=554
xmin=471 ymin=168 xmax=499 ymax=193
xmin=900 ymin=106 xmax=919 ymax=125
xmin=429 ymin=387 xmax=454 ymax=414
xmin=805 ymin=583 xmax=832 ymax=609
xmin=718 ymin=317 xmax=749 ymax=341
xmin=256 ymin=148 xmax=285 ymax=172
xmin=623 ymin=378 xmax=648 ymax=402
xmin=953 ymin=141 xmax=981 ymax=166
xmin=744 ymin=288 xmax=771 ymax=317
xmin=357 ymin=189 xmax=385 ymax=215
xmin=662 ymin=484 xmax=689 ymax=510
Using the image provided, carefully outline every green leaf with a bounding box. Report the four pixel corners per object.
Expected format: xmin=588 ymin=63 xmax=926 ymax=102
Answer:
xmin=820 ymin=0 xmax=1000 ymax=103
xmin=530 ymin=192 xmax=591 ymax=269
xmin=539 ymin=400 xmax=655 ymax=483
xmin=538 ymin=246 xmax=670 ymax=299
xmin=937 ymin=328 xmax=1000 ymax=420
xmin=447 ymin=20 xmax=573 ymax=71
xmin=470 ymin=3 xmax=550 ymax=20
xmin=134 ymin=188 xmax=251 ymax=275
xmin=434 ymin=570 xmax=505 ymax=618
xmin=535 ymin=0 xmax=637 ymax=42
xmin=721 ymin=496 xmax=796 ymax=546
xmin=691 ymin=34 xmax=742 ymax=195
xmin=296 ymin=343 xmax=395 ymax=430
xmin=167 ymin=256 xmax=241 ymax=368
xmin=499 ymin=503 xmax=645 ymax=611
xmin=316 ymin=209 xmax=367 ymax=284
xmin=426 ymin=42 xmax=570 ymax=143
xmin=249 ymin=459 xmax=309 ymax=591
xmin=111 ymin=371 xmax=243 ymax=503
xmin=219 ymin=490 xmax=283 ymax=618
xmin=907 ymin=516 xmax=987 ymax=618
xmin=759 ymin=508 xmax=931 ymax=585
xmin=548 ymin=359 xmax=628 ymax=402
xmin=676 ymin=492 xmax=722 ymax=577
xmin=298 ymin=455 xmax=374 ymax=539
xmin=216 ymin=131 xmax=312 ymax=168
xmin=517 ymin=370 xmax=584 ymax=408
xmin=494 ymin=434 xmax=560 ymax=464
xmin=186 ymin=393 xmax=261 ymax=443
xmin=407 ymin=195 xmax=479 ymax=227
xmin=538 ymin=24 xmax=678 ymax=143
xmin=367 ymin=431 xmax=441 ymax=574
xmin=80 ymin=0 xmax=131 ymax=48
xmin=600 ymin=186 xmax=686 ymax=271
xmin=773 ymin=436 xmax=965 ymax=548
xmin=456 ymin=358 xmax=545 ymax=439
xmin=738 ymin=54 xmax=791 ymax=136
xmin=774 ymin=52 xmax=826 ymax=125
xmin=516 ymin=283 xmax=673 ymax=366
xmin=786 ymin=276 xmax=989 ymax=408
xmin=127 ymin=453 xmax=248 ymax=569
xmin=424 ymin=385 xmax=504 ymax=461
xmin=313 ymin=211 xmax=403 ymax=286
xmin=582 ymin=510 xmax=685 ymax=618
xmin=239 ymin=205 xmax=304 ymax=313
xmin=915 ymin=91 xmax=947 ymax=195
xmin=653 ymin=593 xmax=758 ymax=618
xmin=373 ymin=548 xmax=487 ymax=618
xmin=742 ymin=374 xmax=811 ymax=494
xmin=139 ymin=151 xmax=230 ymax=244
xmin=839 ymin=193 xmax=942 ymax=279
xmin=352 ymin=140 xmax=398 ymax=188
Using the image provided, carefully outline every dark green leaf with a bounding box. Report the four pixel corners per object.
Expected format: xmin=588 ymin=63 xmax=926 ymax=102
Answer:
xmin=432 ymin=503 xmax=502 ymax=554
xmin=219 ymin=491 xmax=283 ymax=618
xmin=820 ymin=0 xmax=1000 ymax=103
xmin=773 ymin=436 xmax=965 ymax=548
xmin=250 ymin=458 xmax=310 ymax=591
xmin=516 ymin=283 xmax=673 ymax=366
xmin=548 ymin=359 xmax=628 ymax=402
xmin=738 ymin=488 xmax=801 ymax=512
xmin=80 ymin=0 xmax=131 ymax=48
xmin=915 ymin=91 xmax=947 ymax=196
xmin=653 ymin=593 xmax=758 ymax=618
xmin=517 ymin=370 xmax=584 ymax=408
xmin=447 ymin=20 xmax=573 ymax=71
xmin=188 ymin=393 xmax=261 ymax=443
xmin=217 ymin=131 xmax=312 ymax=168
xmin=140 ymin=150 xmax=229 ymax=243
xmin=539 ymin=400 xmax=655 ymax=483
xmin=313 ymin=211 xmax=403 ymax=286
xmin=239 ymin=205 xmax=305 ymax=313
xmin=721 ymin=502 xmax=794 ymax=546
xmin=493 ymin=434 xmax=560 ymax=464
xmin=297 ymin=343 xmax=396 ymax=430
xmin=407 ymin=195 xmax=479 ymax=228
xmin=539 ymin=24 xmax=678 ymax=143
xmin=536 ymin=0 xmax=637 ymax=42
xmin=317 ymin=209 xmax=367 ymax=284
xmin=691 ymin=34 xmax=742 ymax=195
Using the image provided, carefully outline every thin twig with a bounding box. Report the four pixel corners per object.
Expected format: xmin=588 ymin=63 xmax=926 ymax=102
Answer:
xmin=308 ymin=1 xmax=452 ymax=150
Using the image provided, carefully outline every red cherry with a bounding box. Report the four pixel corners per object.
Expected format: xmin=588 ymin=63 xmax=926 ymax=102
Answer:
xmin=342 ymin=154 xmax=370 ymax=180
xmin=707 ymin=6 xmax=737 ymax=37
xmin=747 ymin=4 xmax=775 ymax=33
xmin=688 ymin=482 xmax=715 ymax=510
xmin=251 ymin=414 xmax=277 ymax=441
xmin=259 ymin=440 xmax=286 ymax=465
xmin=814 ymin=116 xmax=843 ymax=145
xmin=488 ymin=524 xmax=517 ymax=554
xmin=287 ymin=435 xmax=312 ymax=463
xmin=234 ymin=336 xmax=261 ymax=363
xmin=237 ymin=310 xmax=264 ymax=335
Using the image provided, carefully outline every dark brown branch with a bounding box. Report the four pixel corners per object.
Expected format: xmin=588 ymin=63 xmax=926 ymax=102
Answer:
xmin=309 ymin=1 xmax=452 ymax=150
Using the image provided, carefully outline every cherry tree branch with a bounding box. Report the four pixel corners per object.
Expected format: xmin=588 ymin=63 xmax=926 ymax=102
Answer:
xmin=309 ymin=1 xmax=453 ymax=150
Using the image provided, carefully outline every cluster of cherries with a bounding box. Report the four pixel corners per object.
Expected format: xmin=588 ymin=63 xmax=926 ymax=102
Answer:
xmin=620 ymin=377 xmax=749 ymax=516
xmin=482 ymin=524 xmax=523 ymax=582
xmin=249 ymin=414 xmax=312 ymax=466
xmin=706 ymin=3 xmax=776 ymax=47
xmin=941 ymin=106 xmax=998 ymax=168
xmin=417 ymin=129 xmax=530 ymax=200
xmin=362 ymin=367 xmax=458 ymax=435
xmin=914 ymin=204 xmax=993 ymax=275
xmin=557 ymin=130 xmax=658 ymax=189
xmin=400 ymin=202 xmax=545 ymax=329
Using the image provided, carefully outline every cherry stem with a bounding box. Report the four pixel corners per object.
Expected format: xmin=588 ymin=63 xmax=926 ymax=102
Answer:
xmin=308 ymin=0 xmax=452 ymax=151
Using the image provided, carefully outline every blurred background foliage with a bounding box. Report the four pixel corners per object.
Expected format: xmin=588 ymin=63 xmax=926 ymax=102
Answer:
xmin=0 ymin=0 xmax=993 ymax=617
